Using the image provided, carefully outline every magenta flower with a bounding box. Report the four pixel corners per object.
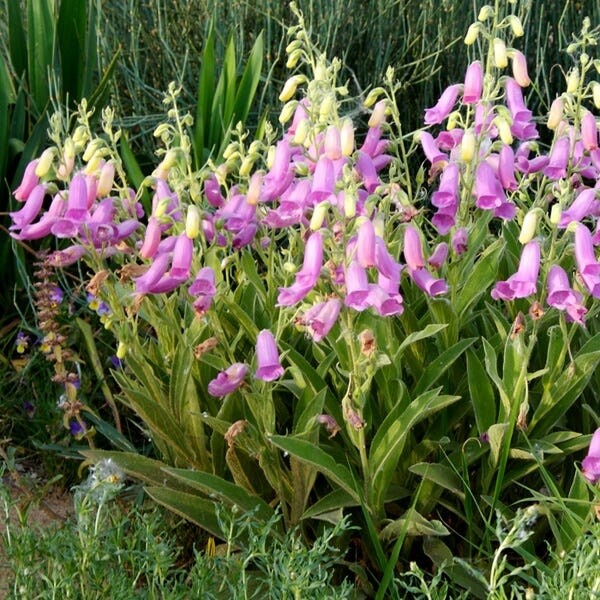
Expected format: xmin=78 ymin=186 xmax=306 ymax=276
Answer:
xmin=208 ymin=363 xmax=249 ymax=397
xmin=547 ymin=265 xmax=587 ymax=324
xmin=428 ymin=243 xmax=448 ymax=269
xmin=9 ymin=183 xmax=46 ymax=229
xmin=424 ymin=84 xmax=462 ymax=125
xmin=46 ymin=245 xmax=87 ymax=267
xmin=431 ymin=163 xmax=459 ymax=234
xmin=452 ymin=228 xmax=468 ymax=255
xmin=170 ymin=233 xmax=194 ymax=280
xmin=255 ymin=329 xmax=284 ymax=381
xmin=544 ymin=137 xmax=570 ymax=180
xmin=403 ymin=226 xmax=425 ymax=271
xmin=558 ymin=188 xmax=598 ymax=228
xmin=574 ymin=223 xmax=600 ymax=297
xmin=409 ymin=268 xmax=448 ymax=296
xmin=420 ymin=132 xmax=448 ymax=166
xmin=13 ymin=159 xmax=40 ymax=201
xmin=64 ymin=174 xmax=89 ymax=221
xmin=262 ymin=139 xmax=295 ymax=201
xmin=356 ymin=218 xmax=376 ymax=268
xmin=582 ymin=110 xmax=598 ymax=151
xmin=367 ymin=284 xmax=404 ymax=316
xmin=134 ymin=252 xmax=170 ymax=295
xmin=475 ymin=162 xmax=506 ymax=211
xmin=505 ymin=78 xmax=538 ymax=140
xmin=582 ymin=428 xmax=600 ymax=483
xmin=491 ymin=240 xmax=541 ymax=300
xmin=344 ymin=260 xmax=370 ymax=311
xmin=303 ymin=298 xmax=342 ymax=342
xmin=463 ymin=61 xmax=483 ymax=104
xmin=277 ymin=231 xmax=324 ymax=306
xmin=498 ymin=145 xmax=518 ymax=191
xmin=140 ymin=217 xmax=162 ymax=258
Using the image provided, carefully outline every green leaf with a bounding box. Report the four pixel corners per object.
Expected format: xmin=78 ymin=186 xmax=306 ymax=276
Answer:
xmin=57 ymin=0 xmax=88 ymax=102
xmin=301 ymin=488 xmax=360 ymax=521
xmin=0 ymin=56 xmax=11 ymax=186
xmin=269 ymin=435 xmax=361 ymax=503
xmin=467 ymin=348 xmax=496 ymax=434
xmin=86 ymin=46 xmax=121 ymax=119
xmin=482 ymin=337 xmax=511 ymax=418
xmin=393 ymin=323 xmax=447 ymax=362
xmin=409 ymin=462 xmax=465 ymax=501
xmin=7 ymin=1 xmax=27 ymax=79
xmin=487 ymin=422 xmax=508 ymax=468
xmin=369 ymin=389 xmax=460 ymax=515
xmin=194 ymin=24 xmax=216 ymax=165
xmin=232 ymin=32 xmax=264 ymax=125
xmin=163 ymin=468 xmax=275 ymax=525
xmin=27 ymin=0 xmax=55 ymax=113
xmin=413 ymin=337 xmax=475 ymax=396
xmin=80 ymin=450 xmax=195 ymax=492
xmin=380 ymin=508 xmax=450 ymax=540
xmin=145 ymin=487 xmax=223 ymax=538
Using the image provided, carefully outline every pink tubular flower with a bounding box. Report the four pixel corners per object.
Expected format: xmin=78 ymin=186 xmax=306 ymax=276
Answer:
xmin=575 ymin=223 xmax=600 ymax=297
xmin=208 ymin=363 xmax=249 ymax=397
xmin=409 ymin=268 xmax=448 ymax=296
xmin=9 ymin=183 xmax=46 ymax=229
xmin=558 ymin=188 xmax=598 ymax=228
xmin=134 ymin=252 xmax=170 ymax=295
xmin=431 ymin=163 xmax=459 ymax=234
xmin=511 ymin=51 xmax=531 ymax=87
xmin=428 ymin=243 xmax=448 ymax=269
xmin=474 ymin=162 xmax=506 ymax=210
xmin=344 ymin=261 xmax=370 ymax=311
xmin=582 ymin=428 xmax=600 ymax=483
xmin=304 ymin=298 xmax=342 ymax=342
xmin=544 ymin=137 xmax=570 ymax=180
xmin=277 ymin=231 xmax=324 ymax=307
xmin=491 ymin=240 xmax=541 ymax=300
xmin=420 ymin=132 xmax=448 ymax=166
xmin=64 ymin=174 xmax=88 ymax=221
xmin=547 ymin=265 xmax=587 ymax=324
xmin=463 ymin=61 xmax=483 ymax=104
xmin=498 ymin=145 xmax=518 ymax=191
xmin=356 ymin=218 xmax=376 ymax=268
xmin=170 ymin=233 xmax=194 ymax=280
xmin=452 ymin=228 xmax=468 ymax=255
xmin=367 ymin=284 xmax=404 ymax=316
xmin=255 ymin=329 xmax=284 ymax=381
xmin=581 ymin=110 xmax=599 ymax=151
xmin=140 ymin=217 xmax=162 ymax=259
xmin=403 ymin=226 xmax=425 ymax=271
xmin=424 ymin=84 xmax=462 ymax=125
xmin=13 ymin=160 xmax=40 ymax=201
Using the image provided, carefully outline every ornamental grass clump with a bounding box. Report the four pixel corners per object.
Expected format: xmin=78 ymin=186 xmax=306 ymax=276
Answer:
xmin=7 ymin=1 xmax=600 ymax=596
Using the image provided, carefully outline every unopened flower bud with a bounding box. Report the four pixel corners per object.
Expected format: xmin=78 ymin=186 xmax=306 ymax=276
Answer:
xmin=368 ymin=100 xmax=387 ymax=128
xmin=279 ymin=100 xmax=299 ymax=124
xmin=460 ymin=129 xmax=476 ymax=162
xmin=116 ymin=341 xmax=127 ymax=360
xmin=592 ymin=82 xmax=600 ymax=110
xmin=510 ymin=50 xmax=530 ymax=87
xmin=314 ymin=63 xmax=327 ymax=81
xmin=494 ymin=116 xmax=513 ymax=145
xmin=507 ymin=15 xmax=524 ymax=37
xmin=373 ymin=214 xmax=385 ymax=238
xmin=97 ymin=161 xmax=116 ymax=196
xmin=340 ymin=118 xmax=355 ymax=156
xmin=292 ymin=119 xmax=310 ymax=145
xmin=324 ymin=125 xmax=342 ymax=160
xmin=84 ymin=152 xmax=104 ymax=174
xmin=318 ymin=95 xmax=334 ymax=121
xmin=343 ymin=190 xmax=357 ymax=218
xmin=239 ymin=155 xmax=256 ymax=178
xmin=477 ymin=5 xmax=494 ymax=21
xmin=550 ymin=203 xmax=561 ymax=225
xmin=518 ymin=209 xmax=539 ymax=244
xmin=310 ymin=201 xmax=329 ymax=231
xmin=364 ymin=87 xmax=385 ymax=108
xmin=82 ymin=138 xmax=104 ymax=162
xmin=566 ymin=68 xmax=579 ymax=94
xmin=493 ymin=38 xmax=508 ymax=68
xmin=547 ymin=97 xmax=564 ymax=130
xmin=286 ymin=49 xmax=302 ymax=69
xmin=464 ymin=23 xmax=480 ymax=45
xmin=35 ymin=148 xmax=56 ymax=177
xmin=246 ymin=172 xmax=262 ymax=206
xmin=186 ymin=205 xmax=201 ymax=239
xmin=72 ymin=126 xmax=88 ymax=149
xmin=279 ymin=75 xmax=303 ymax=102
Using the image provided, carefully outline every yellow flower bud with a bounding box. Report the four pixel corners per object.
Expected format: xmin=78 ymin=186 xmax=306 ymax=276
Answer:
xmin=286 ymin=49 xmax=302 ymax=69
xmin=464 ymin=23 xmax=480 ymax=45
xmin=477 ymin=5 xmax=494 ymax=21
xmin=343 ymin=190 xmax=357 ymax=218
xmin=566 ymin=67 xmax=579 ymax=94
xmin=507 ymin=15 xmax=524 ymax=37
xmin=246 ymin=172 xmax=262 ymax=206
xmin=310 ymin=201 xmax=329 ymax=231
xmin=319 ymin=94 xmax=335 ymax=121
xmin=368 ymin=100 xmax=387 ymax=128
xmin=373 ymin=214 xmax=385 ymax=239
xmin=97 ymin=161 xmax=116 ymax=196
xmin=279 ymin=75 xmax=303 ymax=102
xmin=364 ymin=87 xmax=385 ymax=108
xmin=550 ymin=203 xmax=561 ymax=225
xmin=340 ymin=118 xmax=355 ymax=156
xmin=116 ymin=341 xmax=127 ymax=360
xmin=460 ymin=130 xmax=476 ymax=162
xmin=35 ymin=148 xmax=56 ymax=177
xmin=292 ymin=119 xmax=310 ymax=146
xmin=493 ymin=38 xmax=508 ymax=68
xmin=84 ymin=152 xmax=104 ymax=174
xmin=82 ymin=138 xmax=104 ymax=162
xmin=185 ymin=205 xmax=201 ymax=239
xmin=279 ymin=100 xmax=299 ymax=125
xmin=494 ymin=116 xmax=513 ymax=145
xmin=592 ymin=82 xmax=600 ymax=110
xmin=239 ymin=155 xmax=256 ymax=178
xmin=518 ymin=209 xmax=539 ymax=244
xmin=547 ymin=97 xmax=564 ymax=130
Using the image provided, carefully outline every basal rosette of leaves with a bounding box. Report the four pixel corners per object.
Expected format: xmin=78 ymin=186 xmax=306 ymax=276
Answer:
xmin=7 ymin=1 xmax=600 ymax=594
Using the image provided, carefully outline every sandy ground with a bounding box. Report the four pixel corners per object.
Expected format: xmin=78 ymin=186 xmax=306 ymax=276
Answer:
xmin=0 ymin=470 xmax=73 ymax=599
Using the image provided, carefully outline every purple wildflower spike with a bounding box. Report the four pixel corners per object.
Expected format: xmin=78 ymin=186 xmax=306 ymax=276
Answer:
xmin=491 ymin=240 xmax=541 ymax=300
